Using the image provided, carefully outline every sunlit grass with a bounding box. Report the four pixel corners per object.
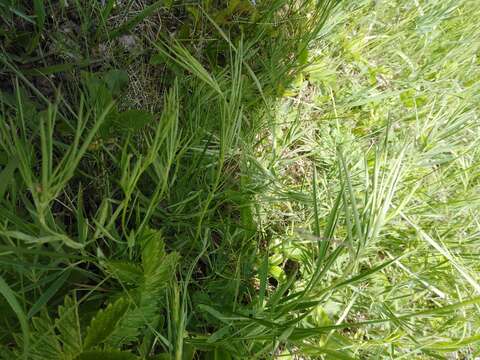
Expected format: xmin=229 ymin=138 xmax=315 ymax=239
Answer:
xmin=252 ymin=0 xmax=480 ymax=357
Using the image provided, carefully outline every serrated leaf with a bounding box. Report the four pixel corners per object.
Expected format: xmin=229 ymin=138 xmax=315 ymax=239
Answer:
xmin=84 ymin=297 xmax=130 ymax=349
xmin=142 ymin=251 xmax=180 ymax=300
xmin=104 ymin=261 xmax=143 ymax=285
xmin=141 ymin=229 xmax=166 ymax=276
xmin=30 ymin=315 xmax=62 ymax=360
xmin=55 ymin=296 xmax=82 ymax=356
xmin=106 ymin=252 xmax=178 ymax=347
xmin=75 ymin=350 xmax=138 ymax=360
xmin=106 ymin=230 xmax=179 ymax=348
xmin=141 ymin=231 xmax=180 ymax=299
xmin=106 ymin=303 xmax=160 ymax=347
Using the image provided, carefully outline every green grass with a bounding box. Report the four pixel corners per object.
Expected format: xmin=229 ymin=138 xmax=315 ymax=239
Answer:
xmin=1 ymin=0 xmax=480 ymax=359
xmin=254 ymin=0 xmax=480 ymax=357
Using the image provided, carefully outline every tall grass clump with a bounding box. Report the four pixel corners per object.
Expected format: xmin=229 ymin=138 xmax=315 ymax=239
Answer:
xmin=0 ymin=1 xmax=345 ymax=359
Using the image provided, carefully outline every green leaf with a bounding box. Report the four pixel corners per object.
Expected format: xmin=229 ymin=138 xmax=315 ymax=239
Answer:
xmin=28 ymin=270 xmax=71 ymax=319
xmin=207 ymin=326 xmax=231 ymax=343
xmin=113 ymin=110 xmax=155 ymax=131
xmin=298 ymin=47 xmax=309 ymax=66
xmin=140 ymin=229 xmax=181 ymax=294
xmin=141 ymin=229 xmax=166 ymax=276
xmin=0 ymin=151 xmax=8 ymax=166
xmin=81 ymin=72 xmax=113 ymax=111
xmin=198 ymin=304 xmax=229 ymax=325
xmin=0 ymin=156 xmax=18 ymax=199
xmin=55 ymin=296 xmax=82 ymax=356
xmin=400 ymin=89 xmax=417 ymax=108
xmin=149 ymin=53 xmax=166 ymax=66
xmin=152 ymin=40 xmax=222 ymax=95
xmin=151 ymin=354 xmax=172 ymax=360
xmin=107 ymin=230 xmax=178 ymax=348
xmin=33 ymin=0 xmax=46 ymax=30
xmin=143 ymin=245 xmax=177 ymax=290
xmin=150 ymin=355 xmax=172 ymax=360
xmin=332 ymin=257 xmax=397 ymax=290
xmin=101 ymin=0 xmax=116 ymax=19
xmin=84 ymin=297 xmax=130 ymax=349
xmin=75 ymin=350 xmax=138 ymax=360
xmin=104 ymin=70 xmax=129 ymax=96
xmin=301 ymin=346 xmax=355 ymax=360
xmin=205 ymin=348 xmax=232 ymax=360
xmin=0 ymin=275 xmax=29 ymax=355
xmin=182 ymin=344 xmax=196 ymax=360
xmin=104 ymin=261 xmax=143 ymax=285
xmin=108 ymin=1 xmax=164 ymax=40
xmin=142 ymin=251 xmax=180 ymax=298
xmin=30 ymin=315 xmax=62 ymax=360
xmin=106 ymin=303 xmax=159 ymax=347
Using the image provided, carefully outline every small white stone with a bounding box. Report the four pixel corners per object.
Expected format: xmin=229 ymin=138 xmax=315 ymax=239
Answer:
xmin=118 ymin=35 xmax=138 ymax=51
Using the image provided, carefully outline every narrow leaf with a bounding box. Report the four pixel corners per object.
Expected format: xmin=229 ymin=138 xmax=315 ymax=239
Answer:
xmin=28 ymin=270 xmax=71 ymax=319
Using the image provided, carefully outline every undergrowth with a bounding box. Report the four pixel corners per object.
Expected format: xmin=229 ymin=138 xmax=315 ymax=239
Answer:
xmin=0 ymin=0 xmax=479 ymax=359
